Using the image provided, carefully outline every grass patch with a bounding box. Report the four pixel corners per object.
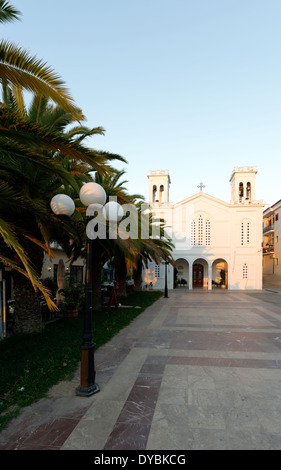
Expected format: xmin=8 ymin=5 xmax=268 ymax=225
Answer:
xmin=0 ymin=290 xmax=163 ymax=431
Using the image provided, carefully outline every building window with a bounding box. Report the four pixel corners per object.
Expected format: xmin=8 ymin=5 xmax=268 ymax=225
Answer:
xmin=246 ymin=182 xmax=251 ymax=200
xmin=246 ymin=222 xmax=250 ymax=244
xmin=155 ymin=265 xmax=160 ymax=278
xmin=198 ymin=216 xmax=203 ymax=245
xmin=276 ymin=213 xmax=279 ymax=222
xmin=243 ymin=264 xmax=248 ymax=279
xmin=54 ymin=263 xmax=58 ymax=282
xmin=159 ymin=185 xmax=164 ymax=203
xmin=70 ymin=265 xmax=84 ymax=284
xmin=241 ymin=221 xmax=250 ymax=245
xmin=206 ymin=220 xmax=211 ymax=246
xmin=191 ymin=216 xmax=211 ymax=246
xmin=54 ymin=264 xmax=84 ymax=284
xmin=152 ymin=185 xmax=157 ymax=202
xmin=191 ymin=220 xmax=195 ymax=245
xmin=239 ymin=182 xmax=244 ymax=201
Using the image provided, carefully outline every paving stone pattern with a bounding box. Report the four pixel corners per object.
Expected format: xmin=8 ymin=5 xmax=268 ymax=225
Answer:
xmin=1 ymin=289 xmax=281 ymax=450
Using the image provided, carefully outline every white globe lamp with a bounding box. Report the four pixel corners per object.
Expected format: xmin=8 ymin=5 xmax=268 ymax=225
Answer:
xmin=50 ymin=194 xmax=75 ymax=216
xmin=79 ymin=182 xmax=106 ymax=207
xmin=102 ymin=201 xmax=124 ymax=223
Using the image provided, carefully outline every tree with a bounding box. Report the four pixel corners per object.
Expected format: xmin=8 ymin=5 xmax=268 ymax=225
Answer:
xmin=0 ymin=90 xmax=125 ymax=332
xmin=0 ymin=1 xmax=82 ymax=118
xmin=131 ymin=207 xmax=175 ymax=291
xmin=87 ymin=172 xmax=175 ymax=308
xmin=86 ymin=170 xmax=142 ymax=309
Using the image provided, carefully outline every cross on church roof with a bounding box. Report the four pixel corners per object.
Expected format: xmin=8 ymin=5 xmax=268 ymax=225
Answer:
xmin=197 ymin=182 xmax=205 ymax=191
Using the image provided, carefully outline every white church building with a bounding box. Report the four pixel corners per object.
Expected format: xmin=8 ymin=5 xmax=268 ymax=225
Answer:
xmin=143 ymin=166 xmax=264 ymax=291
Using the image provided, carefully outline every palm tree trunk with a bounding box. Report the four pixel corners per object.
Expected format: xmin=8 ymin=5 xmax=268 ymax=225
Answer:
xmin=13 ymin=273 xmax=43 ymax=334
xmin=116 ymin=256 xmax=127 ymax=297
xmin=133 ymin=259 xmax=143 ymax=291
xmin=13 ymin=246 xmax=44 ymax=334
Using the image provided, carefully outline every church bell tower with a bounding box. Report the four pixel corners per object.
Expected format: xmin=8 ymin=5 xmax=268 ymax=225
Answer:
xmin=148 ymin=170 xmax=171 ymax=204
xmin=229 ymin=166 xmax=257 ymax=204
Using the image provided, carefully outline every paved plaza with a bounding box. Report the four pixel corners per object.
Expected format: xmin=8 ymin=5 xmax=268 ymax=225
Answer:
xmin=1 ymin=287 xmax=281 ymax=450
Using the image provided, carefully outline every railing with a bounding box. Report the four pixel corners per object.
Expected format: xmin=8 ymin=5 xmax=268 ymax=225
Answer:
xmin=263 ymin=245 xmax=274 ymax=254
xmin=263 ymin=224 xmax=274 ymax=234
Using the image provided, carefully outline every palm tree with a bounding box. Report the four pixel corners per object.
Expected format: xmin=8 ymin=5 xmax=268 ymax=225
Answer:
xmin=0 ymin=88 xmax=126 ymax=332
xmin=88 ymin=171 xmax=175 ymax=307
xmin=0 ymin=1 xmax=82 ymax=118
xmin=131 ymin=206 xmax=175 ymax=290
xmin=0 ymin=2 xmax=127 ymax=332
xmin=86 ymin=170 xmax=142 ymax=309
xmin=109 ymin=209 xmax=175 ymax=298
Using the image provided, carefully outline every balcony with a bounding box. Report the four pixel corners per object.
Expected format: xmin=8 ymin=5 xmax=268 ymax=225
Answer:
xmin=263 ymin=224 xmax=274 ymax=234
xmin=263 ymin=244 xmax=274 ymax=254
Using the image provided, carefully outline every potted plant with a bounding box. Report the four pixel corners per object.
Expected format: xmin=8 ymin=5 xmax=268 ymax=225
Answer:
xmin=59 ymin=279 xmax=85 ymax=318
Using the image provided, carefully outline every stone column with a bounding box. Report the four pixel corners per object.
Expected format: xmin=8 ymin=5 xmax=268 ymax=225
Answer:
xmin=208 ymin=263 xmax=212 ymax=290
xmin=189 ymin=262 xmax=193 ymax=290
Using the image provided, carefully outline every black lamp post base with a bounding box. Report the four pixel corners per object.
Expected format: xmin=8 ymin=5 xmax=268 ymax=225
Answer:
xmin=76 ymin=383 xmax=100 ymax=397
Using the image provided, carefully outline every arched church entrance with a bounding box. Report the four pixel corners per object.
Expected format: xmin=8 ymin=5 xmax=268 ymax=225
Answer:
xmin=193 ymin=258 xmax=208 ymax=288
xmin=212 ymin=259 xmax=228 ymax=289
xmin=175 ymin=258 xmax=189 ymax=288
xmin=193 ymin=263 xmax=203 ymax=287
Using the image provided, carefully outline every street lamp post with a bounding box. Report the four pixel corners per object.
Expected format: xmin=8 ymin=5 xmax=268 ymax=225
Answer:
xmin=50 ymin=182 xmax=107 ymax=397
xmin=76 ymin=230 xmax=98 ymax=396
xmin=163 ymin=260 xmax=169 ymax=298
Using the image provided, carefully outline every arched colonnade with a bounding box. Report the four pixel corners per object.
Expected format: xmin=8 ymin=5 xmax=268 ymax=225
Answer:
xmin=175 ymin=257 xmax=228 ymax=290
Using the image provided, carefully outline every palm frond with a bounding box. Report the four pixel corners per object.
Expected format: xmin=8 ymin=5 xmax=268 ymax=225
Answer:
xmin=0 ymin=253 xmax=57 ymax=311
xmin=0 ymin=217 xmax=57 ymax=310
xmin=0 ymin=40 xmax=82 ymax=118
xmin=65 ymin=125 xmax=105 ymax=143
xmin=0 ymin=107 xmax=125 ymax=175
xmin=0 ymin=0 xmax=21 ymax=24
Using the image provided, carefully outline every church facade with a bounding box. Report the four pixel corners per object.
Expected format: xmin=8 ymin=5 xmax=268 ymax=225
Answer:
xmin=143 ymin=167 xmax=263 ymax=291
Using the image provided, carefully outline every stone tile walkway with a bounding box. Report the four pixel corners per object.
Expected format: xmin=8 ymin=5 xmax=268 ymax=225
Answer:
xmin=1 ymin=289 xmax=281 ymax=450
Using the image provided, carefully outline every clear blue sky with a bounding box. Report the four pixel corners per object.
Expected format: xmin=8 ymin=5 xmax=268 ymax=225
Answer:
xmin=3 ymin=0 xmax=281 ymax=206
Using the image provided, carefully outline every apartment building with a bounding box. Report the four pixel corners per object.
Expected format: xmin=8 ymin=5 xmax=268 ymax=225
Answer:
xmin=263 ymin=199 xmax=281 ymax=284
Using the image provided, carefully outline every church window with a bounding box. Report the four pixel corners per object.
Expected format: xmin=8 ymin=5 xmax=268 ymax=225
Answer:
xmin=246 ymin=182 xmax=251 ymax=200
xmin=191 ymin=216 xmax=211 ymax=246
xmin=206 ymin=220 xmax=211 ymax=246
xmin=241 ymin=221 xmax=250 ymax=246
xmin=239 ymin=182 xmax=244 ymax=202
xmin=155 ymin=265 xmax=160 ymax=278
xmin=191 ymin=220 xmax=195 ymax=245
xmin=198 ymin=216 xmax=203 ymax=245
xmin=152 ymin=185 xmax=157 ymax=202
xmin=246 ymin=222 xmax=250 ymax=244
xmin=159 ymin=185 xmax=164 ymax=203
xmin=243 ymin=264 xmax=248 ymax=279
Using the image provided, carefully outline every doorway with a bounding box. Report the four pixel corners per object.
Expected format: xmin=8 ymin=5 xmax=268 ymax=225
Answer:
xmin=193 ymin=263 xmax=203 ymax=287
xmin=175 ymin=258 xmax=189 ymax=288
xmin=212 ymin=259 xmax=228 ymax=289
